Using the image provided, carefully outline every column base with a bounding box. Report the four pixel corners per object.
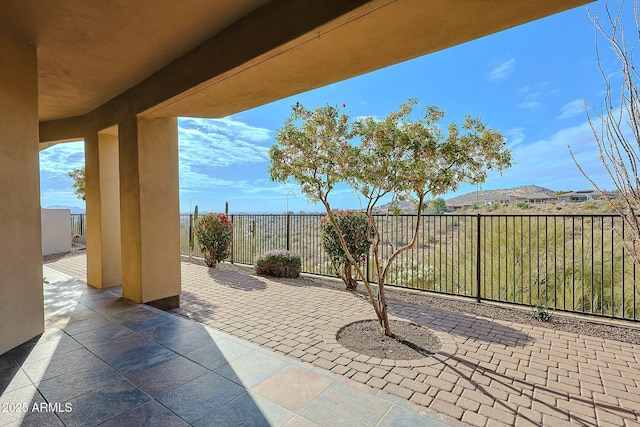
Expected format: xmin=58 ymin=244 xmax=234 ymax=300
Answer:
xmin=145 ymin=295 xmax=180 ymax=310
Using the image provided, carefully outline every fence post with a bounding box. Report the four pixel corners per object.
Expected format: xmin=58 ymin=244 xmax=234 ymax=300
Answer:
xmin=286 ymin=213 xmax=291 ymax=251
xmin=476 ymin=213 xmax=482 ymax=303
xmin=188 ymin=214 xmax=193 ymax=257
xmin=230 ymin=214 xmax=235 ymax=264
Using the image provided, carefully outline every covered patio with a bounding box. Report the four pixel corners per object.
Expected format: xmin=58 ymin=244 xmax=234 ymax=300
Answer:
xmin=24 ymin=254 xmax=639 ymax=426
xmin=1 ymin=0 xmax=590 ymax=355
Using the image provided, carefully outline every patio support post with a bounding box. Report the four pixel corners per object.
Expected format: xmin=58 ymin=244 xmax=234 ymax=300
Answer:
xmin=476 ymin=213 xmax=482 ymax=303
xmin=0 ymin=25 xmax=44 ymax=354
xmin=118 ymin=116 xmax=181 ymax=308
xmin=85 ymin=130 xmax=122 ymax=288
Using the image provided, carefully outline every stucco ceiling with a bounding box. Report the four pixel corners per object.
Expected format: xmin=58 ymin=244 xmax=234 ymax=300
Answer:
xmin=0 ymin=0 xmax=591 ymax=124
xmin=0 ymin=0 xmax=268 ymax=121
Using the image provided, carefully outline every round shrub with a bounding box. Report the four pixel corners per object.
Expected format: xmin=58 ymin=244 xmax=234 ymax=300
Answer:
xmin=193 ymin=213 xmax=233 ymax=267
xmin=255 ymin=249 xmax=301 ymax=278
xmin=320 ymin=210 xmax=370 ymax=290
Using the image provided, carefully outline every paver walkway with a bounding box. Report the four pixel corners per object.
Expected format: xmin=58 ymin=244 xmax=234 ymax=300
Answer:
xmin=46 ymin=254 xmax=640 ymax=426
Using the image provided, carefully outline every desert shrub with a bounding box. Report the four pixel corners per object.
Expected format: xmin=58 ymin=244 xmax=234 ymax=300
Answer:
xmin=515 ymin=201 xmax=529 ymax=209
xmin=320 ymin=210 xmax=370 ymax=290
xmin=193 ymin=213 xmax=233 ymax=267
xmin=255 ymin=249 xmax=301 ymax=278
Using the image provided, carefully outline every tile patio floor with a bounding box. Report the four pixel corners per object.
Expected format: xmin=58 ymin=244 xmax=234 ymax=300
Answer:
xmin=1 ymin=260 xmax=447 ymax=427
xmin=20 ymin=253 xmax=640 ymax=426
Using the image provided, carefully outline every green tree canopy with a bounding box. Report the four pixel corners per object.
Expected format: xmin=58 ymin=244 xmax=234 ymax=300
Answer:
xmin=269 ymin=99 xmax=511 ymax=334
xmin=68 ymin=167 xmax=86 ymax=201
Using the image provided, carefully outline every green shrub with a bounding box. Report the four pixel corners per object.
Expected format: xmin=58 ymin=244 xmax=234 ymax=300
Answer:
xmin=255 ymin=249 xmax=301 ymax=278
xmin=320 ymin=210 xmax=370 ymax=290
xmin=193 ymin=213 xmax=233 ymax=267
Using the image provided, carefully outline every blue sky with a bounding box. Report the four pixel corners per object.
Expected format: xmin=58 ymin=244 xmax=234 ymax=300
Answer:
xmin=40 ymin=2 xmax=633 ymax=213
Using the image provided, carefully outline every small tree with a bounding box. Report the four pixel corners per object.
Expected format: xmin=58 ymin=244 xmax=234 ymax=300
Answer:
xmin=269 ymin=100 xmax=511 ymax=335
xmin=68 ymin=167 xmax=86 ymax=201
xmin=570 ymin=0 xmax=640 ymax=264
xmin=432 ymin=197 xmax=447 ymax=212
xmin=193 ymin=213 xmax=233 ymax=267
xmin=320 ymin=210 xmax=370 ymax=290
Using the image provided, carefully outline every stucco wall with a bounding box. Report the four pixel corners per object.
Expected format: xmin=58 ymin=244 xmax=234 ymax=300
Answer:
xmin=41 ymin=209 xmax=71 ymax=256
xmin=0 ymin=25 xmax=44 ymax=354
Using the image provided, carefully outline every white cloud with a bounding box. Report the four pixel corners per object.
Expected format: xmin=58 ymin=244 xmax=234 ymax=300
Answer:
xmin=178 ymin=117 xmax=273 ymax=189
xmin=178 ymin=117 xmax=272 ymax=169
xmin=39 ymin=141 xmax=85 ymax=207
xmin=495 ymin=120 xmax=610 ymax=191
xmin=557 ymin=99 xmax=586 ymax=120
xmin=39 ymin=141 xmax=84 ymax=173
xmin=504 ymin=127 xmax=525 ymax=149
xmin=487 ymin=59 xmax=516 ymax=81
xmin=517 ymin=91 xmax=543 ymax=110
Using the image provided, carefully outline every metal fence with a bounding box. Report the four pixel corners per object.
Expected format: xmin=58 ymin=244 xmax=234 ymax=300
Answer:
xmin=180 ymin=213 xmax=640 ymax=322
xmin=70 ymin=213 xmax=86 ymax=251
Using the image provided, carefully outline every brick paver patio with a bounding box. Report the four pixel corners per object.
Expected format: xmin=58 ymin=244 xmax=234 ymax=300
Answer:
xmin=47 ymin=254 xmax=640 ymax=427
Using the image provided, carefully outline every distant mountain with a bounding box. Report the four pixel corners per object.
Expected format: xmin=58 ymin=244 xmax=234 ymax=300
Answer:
xmin=44 ymin=205 xmax=86 ymax=214
xmin=373 ymin=199 xmax=418 ymax=214
xmin=446 ymin=185 xmax=556 ymax=206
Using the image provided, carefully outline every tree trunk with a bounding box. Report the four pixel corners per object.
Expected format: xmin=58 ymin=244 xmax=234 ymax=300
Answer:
xmin=343 ymin=264 xmax=358 ymax=290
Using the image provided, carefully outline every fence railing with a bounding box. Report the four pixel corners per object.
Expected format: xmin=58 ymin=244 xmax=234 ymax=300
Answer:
xmin=69 ymin=213 xmax=639 ymax=321
xmin=70 ymin=213 xmax=86 ymax=251
xmin=179 ymin=213 xmax=640 ymax=322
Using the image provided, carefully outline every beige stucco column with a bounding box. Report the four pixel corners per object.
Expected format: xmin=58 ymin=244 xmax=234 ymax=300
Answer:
xmin=0 ymin=26 xmax=44 ymax=354
xmin=119 ymin=116 xmax=180 ymax=308
xmin=85 ymin=129 xmax=122 ymax=288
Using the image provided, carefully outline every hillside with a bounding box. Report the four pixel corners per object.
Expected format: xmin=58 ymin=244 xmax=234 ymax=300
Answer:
xmin=446 ymin=185 xmax=556 ymax=206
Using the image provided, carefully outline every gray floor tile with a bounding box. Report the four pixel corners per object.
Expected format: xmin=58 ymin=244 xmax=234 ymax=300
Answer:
xmin=193 ymin=391 xmax=295 ymax=427
xmin=252 ymin=364 xmax=334 ymax=412
xmin=153 ymin=327 xmax=218 ymax=355
xmin=0 ymin=366 xmax=32 ymax=394
xmin=375 ymin=390 xmax=422 ymax=413
xmin=0 ymin=384 xmax=48 ymax=426
xmin=70 ymin=323 xmax=134 ymax=348
xmin=22 ymin=347 xmax=101 ymax=383
xmin=214 ymin=350 xmax=288 ymax=388
xmin=127 ymin=356 xmax=210 ymax=397
xmin=103 ymin=341 xmax=178 ymax=377
xmin=42 ymin=266 xmax=72 ymax=283
xmin=88 ymin=298 xmax=137 ymax=316
xmin=57 ymin=379 xmax=151 ymax=427
xmin=37 ymin=360 xmax=122 ymax=403
xmin=4 ymin=409 xmax=65 ymax=427
xmin=377 ymin=404 xmax=446 ymax=427
xmin=60 ymin=315 xmax=114 ymax=336
xmin=299 ymin=382 xmax=392 ymax=427
xmin=185 ymin=339 xmax=253 ymax=370
xmin=0 ymin=353 xmax=16 ymax=372
xmin=47 ymin=305 xmax=101 ymax=326
xmin=110 ymin=306 xmax=175 ymax=332
xmin=97 ymin=400 xmax=190 ymax=427
xmin=9 ymin=335 xmax=83 ymax=366
xmin=137 ymin=317 xmax=205 ymax=341
xmin=157 ymin=372 xmax=246 ymax=423
xmin=283 ymin=415 xmax=322 ymax=427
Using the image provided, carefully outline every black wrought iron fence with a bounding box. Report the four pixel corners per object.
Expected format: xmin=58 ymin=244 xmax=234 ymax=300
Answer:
xmin=70 ymin=214 xmax=86 ymax=250
xmin=180 ymin=213 xmax=640 ymax=321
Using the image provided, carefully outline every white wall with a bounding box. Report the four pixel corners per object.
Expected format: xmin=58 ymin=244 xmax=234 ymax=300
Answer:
xmin=41 ymin=208 xmax=71 ymax=255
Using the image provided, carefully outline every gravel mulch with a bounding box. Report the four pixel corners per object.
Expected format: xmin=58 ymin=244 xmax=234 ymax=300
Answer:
xmin=337 ymin=319 xmax=442 ymax=359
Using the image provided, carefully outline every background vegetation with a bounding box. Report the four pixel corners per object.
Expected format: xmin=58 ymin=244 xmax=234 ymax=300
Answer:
xmin=179 ymin=202 xmax=640 ymax=321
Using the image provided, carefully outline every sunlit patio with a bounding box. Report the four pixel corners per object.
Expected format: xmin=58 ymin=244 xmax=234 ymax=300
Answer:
xmin=13 ymin=253 xmax=638 ymax=427
xmin=1 ymin=259 xmax=448 ymax=426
